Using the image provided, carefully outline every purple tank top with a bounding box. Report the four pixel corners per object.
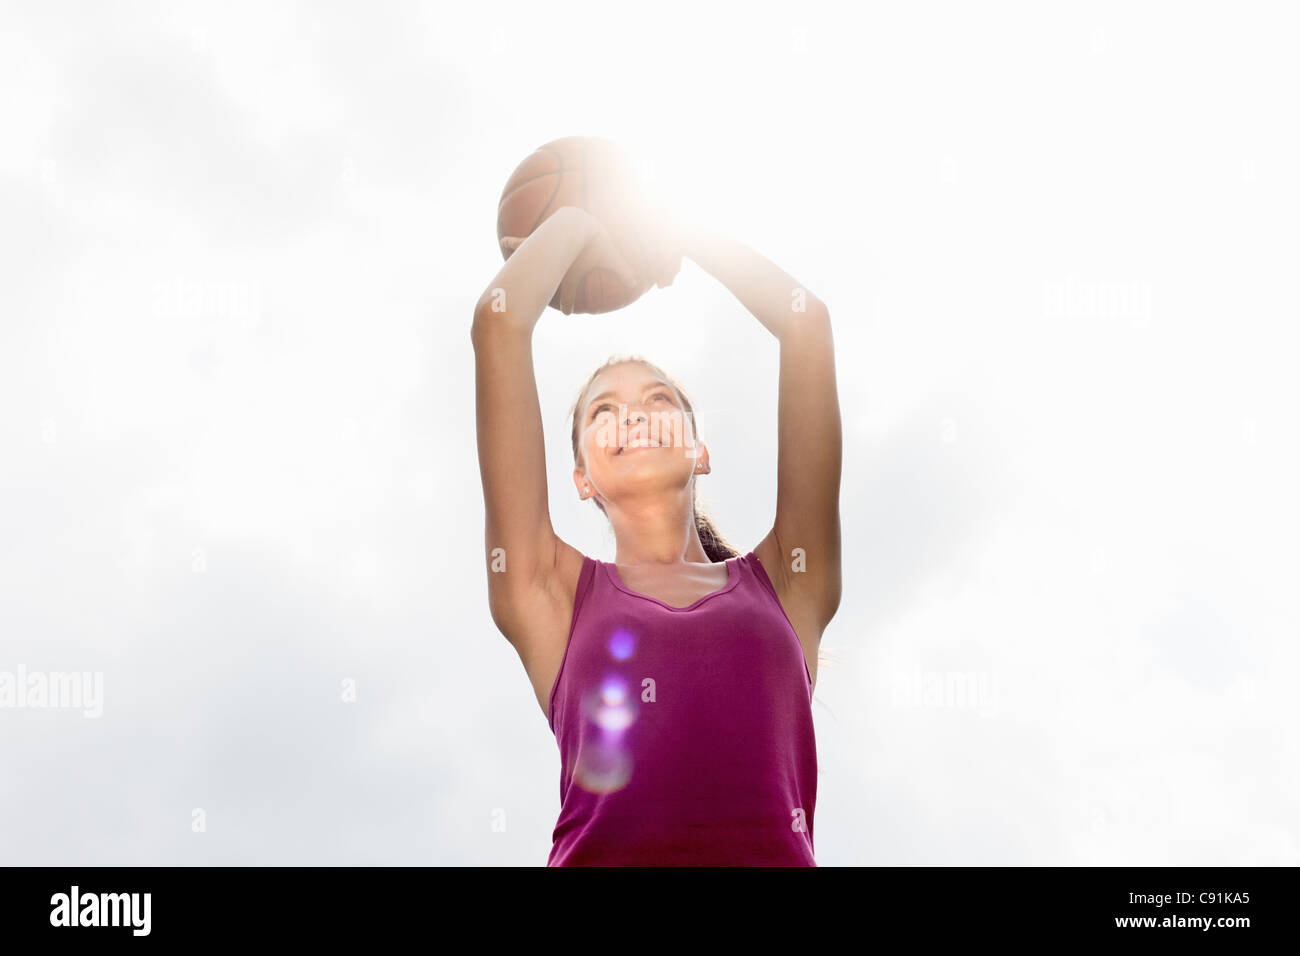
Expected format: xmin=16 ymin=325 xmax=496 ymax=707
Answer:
xmin=547 ymin=551 xmax=818 ymax=866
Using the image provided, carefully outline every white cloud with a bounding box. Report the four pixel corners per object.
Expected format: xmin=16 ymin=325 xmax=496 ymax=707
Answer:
xmin=2 ymin=0 xmax=1296 ymax=865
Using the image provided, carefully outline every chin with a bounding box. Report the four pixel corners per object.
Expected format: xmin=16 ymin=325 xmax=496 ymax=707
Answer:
xmin=601 ymin=444 xmax=692 ymax=482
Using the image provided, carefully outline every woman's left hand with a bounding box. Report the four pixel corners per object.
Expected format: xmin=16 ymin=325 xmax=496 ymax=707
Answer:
xmin=604 ymin=193 xmax=690 ymax=290
xmin=636 ymin=202 xmax=688 ymax=289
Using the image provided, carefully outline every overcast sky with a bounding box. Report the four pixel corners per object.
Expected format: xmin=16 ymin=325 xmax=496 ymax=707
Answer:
xmin=2 ymin=0 xmax=1296 ymax=865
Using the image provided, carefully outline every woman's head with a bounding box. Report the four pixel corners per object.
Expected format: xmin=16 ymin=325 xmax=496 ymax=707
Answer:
xmin=569 ymin=356 xmax=738 ymax=562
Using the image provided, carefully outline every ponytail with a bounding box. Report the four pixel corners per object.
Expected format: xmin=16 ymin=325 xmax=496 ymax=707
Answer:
xmin=694 ymin=493 xmax=739 ymax=562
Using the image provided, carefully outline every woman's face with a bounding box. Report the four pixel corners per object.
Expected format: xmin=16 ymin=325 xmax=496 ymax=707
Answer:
xmin=574 ymin=363 xmax=706 ymax=504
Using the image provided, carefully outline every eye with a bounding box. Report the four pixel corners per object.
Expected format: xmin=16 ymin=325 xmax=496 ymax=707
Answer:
xmin=590 ymin=403 xmax=614 ymax=421
xmin=648 ymin=391 xmax=672 ymax=403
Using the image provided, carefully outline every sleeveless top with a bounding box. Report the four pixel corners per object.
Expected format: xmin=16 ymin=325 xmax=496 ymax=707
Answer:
xmin=546 ymin=550 xmax=818 ymax=866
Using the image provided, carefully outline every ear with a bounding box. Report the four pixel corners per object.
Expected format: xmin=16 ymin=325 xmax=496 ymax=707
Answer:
xmin=690 ymin=442 xmax=711 ymax=475
xmin=573 ymin=467 xmax=591 ymax=500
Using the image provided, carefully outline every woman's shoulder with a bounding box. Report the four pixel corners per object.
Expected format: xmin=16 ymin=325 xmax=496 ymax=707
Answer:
xmin=551 ymin=537 xmax=595 ymax=596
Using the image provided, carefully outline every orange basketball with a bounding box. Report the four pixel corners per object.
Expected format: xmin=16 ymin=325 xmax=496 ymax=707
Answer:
xmin=496 ymin=136 xmax=653 ymax=314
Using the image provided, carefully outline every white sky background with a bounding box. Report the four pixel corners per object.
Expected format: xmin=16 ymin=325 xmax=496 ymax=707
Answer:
xmin=1 ymin=0 xmax=1296 ymax=864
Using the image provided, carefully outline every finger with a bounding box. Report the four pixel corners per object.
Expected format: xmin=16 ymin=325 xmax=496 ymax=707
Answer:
xmin=654 ymin=256 xmax=680 ymax=288
xmin=500 ymin=236 xmax=524 ymax=255
xmin=609 ymin=251 xmax=640 ymax=289
xmin=631 ymin=229 xmax=655 ymax=289
xmin=592 ymin=233 xmax=638 ymax=289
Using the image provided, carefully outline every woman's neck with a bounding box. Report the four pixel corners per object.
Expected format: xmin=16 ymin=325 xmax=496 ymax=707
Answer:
xmin=607 ymin=493 xmax=708 ymax=566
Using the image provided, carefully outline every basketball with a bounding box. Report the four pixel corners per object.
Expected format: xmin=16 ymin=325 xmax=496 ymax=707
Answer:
xmin=496 ymin=136 xmax=653 ymax=314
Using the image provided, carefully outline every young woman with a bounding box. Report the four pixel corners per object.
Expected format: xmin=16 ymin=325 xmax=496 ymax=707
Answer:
xmin=472 ymin=203 xmax=842 ymax=865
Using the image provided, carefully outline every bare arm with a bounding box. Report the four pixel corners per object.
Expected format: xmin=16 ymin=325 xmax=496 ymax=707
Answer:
xmin=471 ymin=208 xmax=595 ymax=630
xmin=683 ymin=228 xmax=843 ymax=632
xmin=471 ymin=208 xmax=638 ymax=718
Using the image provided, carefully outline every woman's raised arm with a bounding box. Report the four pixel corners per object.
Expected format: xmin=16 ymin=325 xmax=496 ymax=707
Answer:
xmin=682 ymin=227 xmax=843 ymax=639
xmin=470 ymin=207 xmax=636 ymax=653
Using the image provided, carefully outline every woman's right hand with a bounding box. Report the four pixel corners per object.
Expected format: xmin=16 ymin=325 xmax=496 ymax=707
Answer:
xmin=500 ymin=207 xmax=641 ymax=315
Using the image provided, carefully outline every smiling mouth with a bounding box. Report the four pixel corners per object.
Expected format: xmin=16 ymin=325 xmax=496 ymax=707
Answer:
xmin=616 ymin=440 xmax=661 ymax=455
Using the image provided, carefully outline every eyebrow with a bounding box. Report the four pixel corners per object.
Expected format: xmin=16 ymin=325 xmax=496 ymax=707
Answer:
xmin=586 ymin=381 xmax=673 ymax=410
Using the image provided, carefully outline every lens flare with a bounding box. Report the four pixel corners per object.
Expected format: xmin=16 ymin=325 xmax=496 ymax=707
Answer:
xmin=584 ymin=676 xmax=636 ymax=732
xmin=601 ymin=675 xmax=626 ymax=705
xmin=607 ymin=628 xmax=635 ymax=660
xmin=573 ymin=738 xmax=632 ymax=794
